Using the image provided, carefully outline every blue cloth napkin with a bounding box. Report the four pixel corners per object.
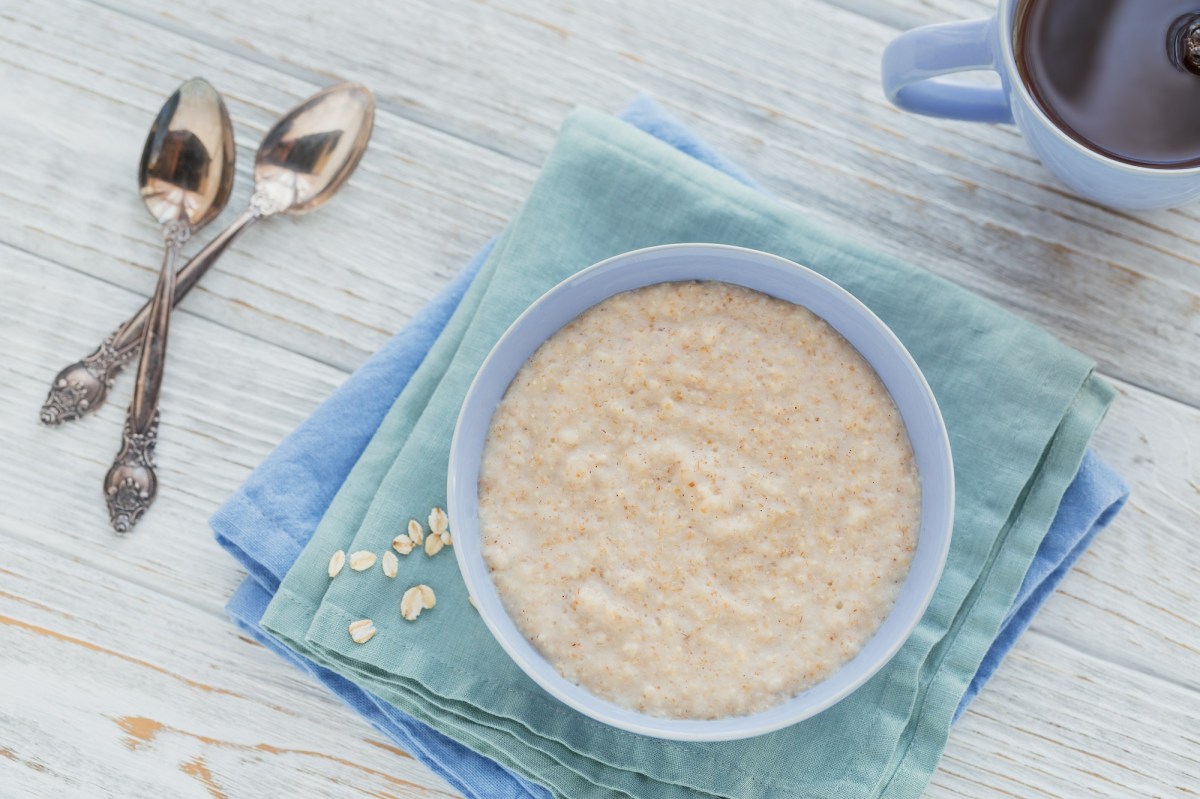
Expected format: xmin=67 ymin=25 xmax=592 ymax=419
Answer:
xmin=213 ymin=96 xmax=1128 ymax=797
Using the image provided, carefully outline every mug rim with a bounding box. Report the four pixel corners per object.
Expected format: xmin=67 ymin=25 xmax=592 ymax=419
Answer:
xmin=996 ymin=0 xmax=1200 ymax=176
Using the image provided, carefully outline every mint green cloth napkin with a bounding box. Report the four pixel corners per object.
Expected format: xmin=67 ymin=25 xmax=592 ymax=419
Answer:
xmin=261 ymin=108 xmax=1113 ymax=799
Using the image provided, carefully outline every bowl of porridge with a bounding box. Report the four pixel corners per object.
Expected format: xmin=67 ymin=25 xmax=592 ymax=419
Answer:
xmin=448 ymin=243 xmax=953 ymax=741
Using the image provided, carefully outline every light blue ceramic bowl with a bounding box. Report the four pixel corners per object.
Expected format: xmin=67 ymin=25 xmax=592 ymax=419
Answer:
xmin=448 ymin=243 xmax=954 ymax=741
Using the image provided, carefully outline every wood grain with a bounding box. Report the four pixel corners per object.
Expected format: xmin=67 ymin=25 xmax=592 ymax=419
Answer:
xmin=0 ymin=535 xmax=456 ymax=799
xmin=1028 ymin=381 xmax=1200 ymax=688
xmin=0 ymin=0 xmax=1197 ymax=797
xmin=947 ymin=632 xmax=1200 ymax=798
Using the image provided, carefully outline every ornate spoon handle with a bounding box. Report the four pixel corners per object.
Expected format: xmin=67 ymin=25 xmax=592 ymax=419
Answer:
xmin=103 ymin=223 xmax=189 ymax=533
xmin=40 ymin=207 xmax=261 ymax=425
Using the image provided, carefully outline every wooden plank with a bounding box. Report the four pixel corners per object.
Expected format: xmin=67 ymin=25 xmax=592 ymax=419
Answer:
xmin=823 ymin=0 xmax=995 ymax=30
xmin=0 ymin=533 xmax=459 ymax=799
xmin=1024 ymin=380 xmax=1200 ymax=689
xmin=943 ymin=631 xmax=1200 ymax=799
xmin=93 ymin=0 xmax=1200 ymax=406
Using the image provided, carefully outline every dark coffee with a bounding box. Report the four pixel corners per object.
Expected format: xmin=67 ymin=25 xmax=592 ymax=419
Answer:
xmin=1017 ymin=0 xmax=1200 ymax=167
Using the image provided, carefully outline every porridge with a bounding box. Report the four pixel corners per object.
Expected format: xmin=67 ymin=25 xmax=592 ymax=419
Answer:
xmin=478 ymin=281 xmax=920 ymax=720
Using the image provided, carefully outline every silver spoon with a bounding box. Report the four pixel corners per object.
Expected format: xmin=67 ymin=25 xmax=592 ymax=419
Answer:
xmin=40 ymin=82 xmax=377 ymax=425
xmin=104 ymin=79 xmax=236 ymax=532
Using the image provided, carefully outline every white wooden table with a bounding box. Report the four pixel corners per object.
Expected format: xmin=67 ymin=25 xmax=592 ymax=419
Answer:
xmin=2 ymin=0 xmax=1197 ymax=796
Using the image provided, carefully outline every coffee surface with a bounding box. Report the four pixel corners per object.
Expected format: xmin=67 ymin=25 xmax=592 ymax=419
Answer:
xmin=1018 ymin=0 xmax=1200 ymax=167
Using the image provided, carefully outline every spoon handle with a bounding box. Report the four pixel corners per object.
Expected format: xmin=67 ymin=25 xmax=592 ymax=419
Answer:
xmin=39 ymin=207 xmax=261 ymax=425
xmin=103 ymin=223 xmax=188 ymax=533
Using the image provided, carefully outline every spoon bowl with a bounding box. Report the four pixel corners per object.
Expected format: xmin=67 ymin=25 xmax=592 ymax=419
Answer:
xmin=138 ymin=78 xmax=236 ymax=228
xmin=253 ymin=83 xmax=375 ymax=215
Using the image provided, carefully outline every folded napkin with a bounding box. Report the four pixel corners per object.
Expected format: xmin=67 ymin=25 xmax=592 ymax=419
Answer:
xmin=215 ymin=97 xmax=1128 ymax=799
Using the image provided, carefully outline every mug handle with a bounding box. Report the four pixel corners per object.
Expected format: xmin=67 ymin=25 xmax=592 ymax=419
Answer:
xmin=881 ymin=18 xmax=1013 ymax=124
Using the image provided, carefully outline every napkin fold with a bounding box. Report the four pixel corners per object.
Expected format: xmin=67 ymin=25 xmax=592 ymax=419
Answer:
xmin=215 ymin=97 xmax=1127 ymax=799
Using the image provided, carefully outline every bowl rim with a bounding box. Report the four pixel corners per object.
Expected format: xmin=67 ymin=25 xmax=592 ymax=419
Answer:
xmin=448 ymin=243 xmax=954 ymax=741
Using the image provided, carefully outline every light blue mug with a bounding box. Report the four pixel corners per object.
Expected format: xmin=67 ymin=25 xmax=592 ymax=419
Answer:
xmin=881 ymin=0 xmax=1200 ymax=210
